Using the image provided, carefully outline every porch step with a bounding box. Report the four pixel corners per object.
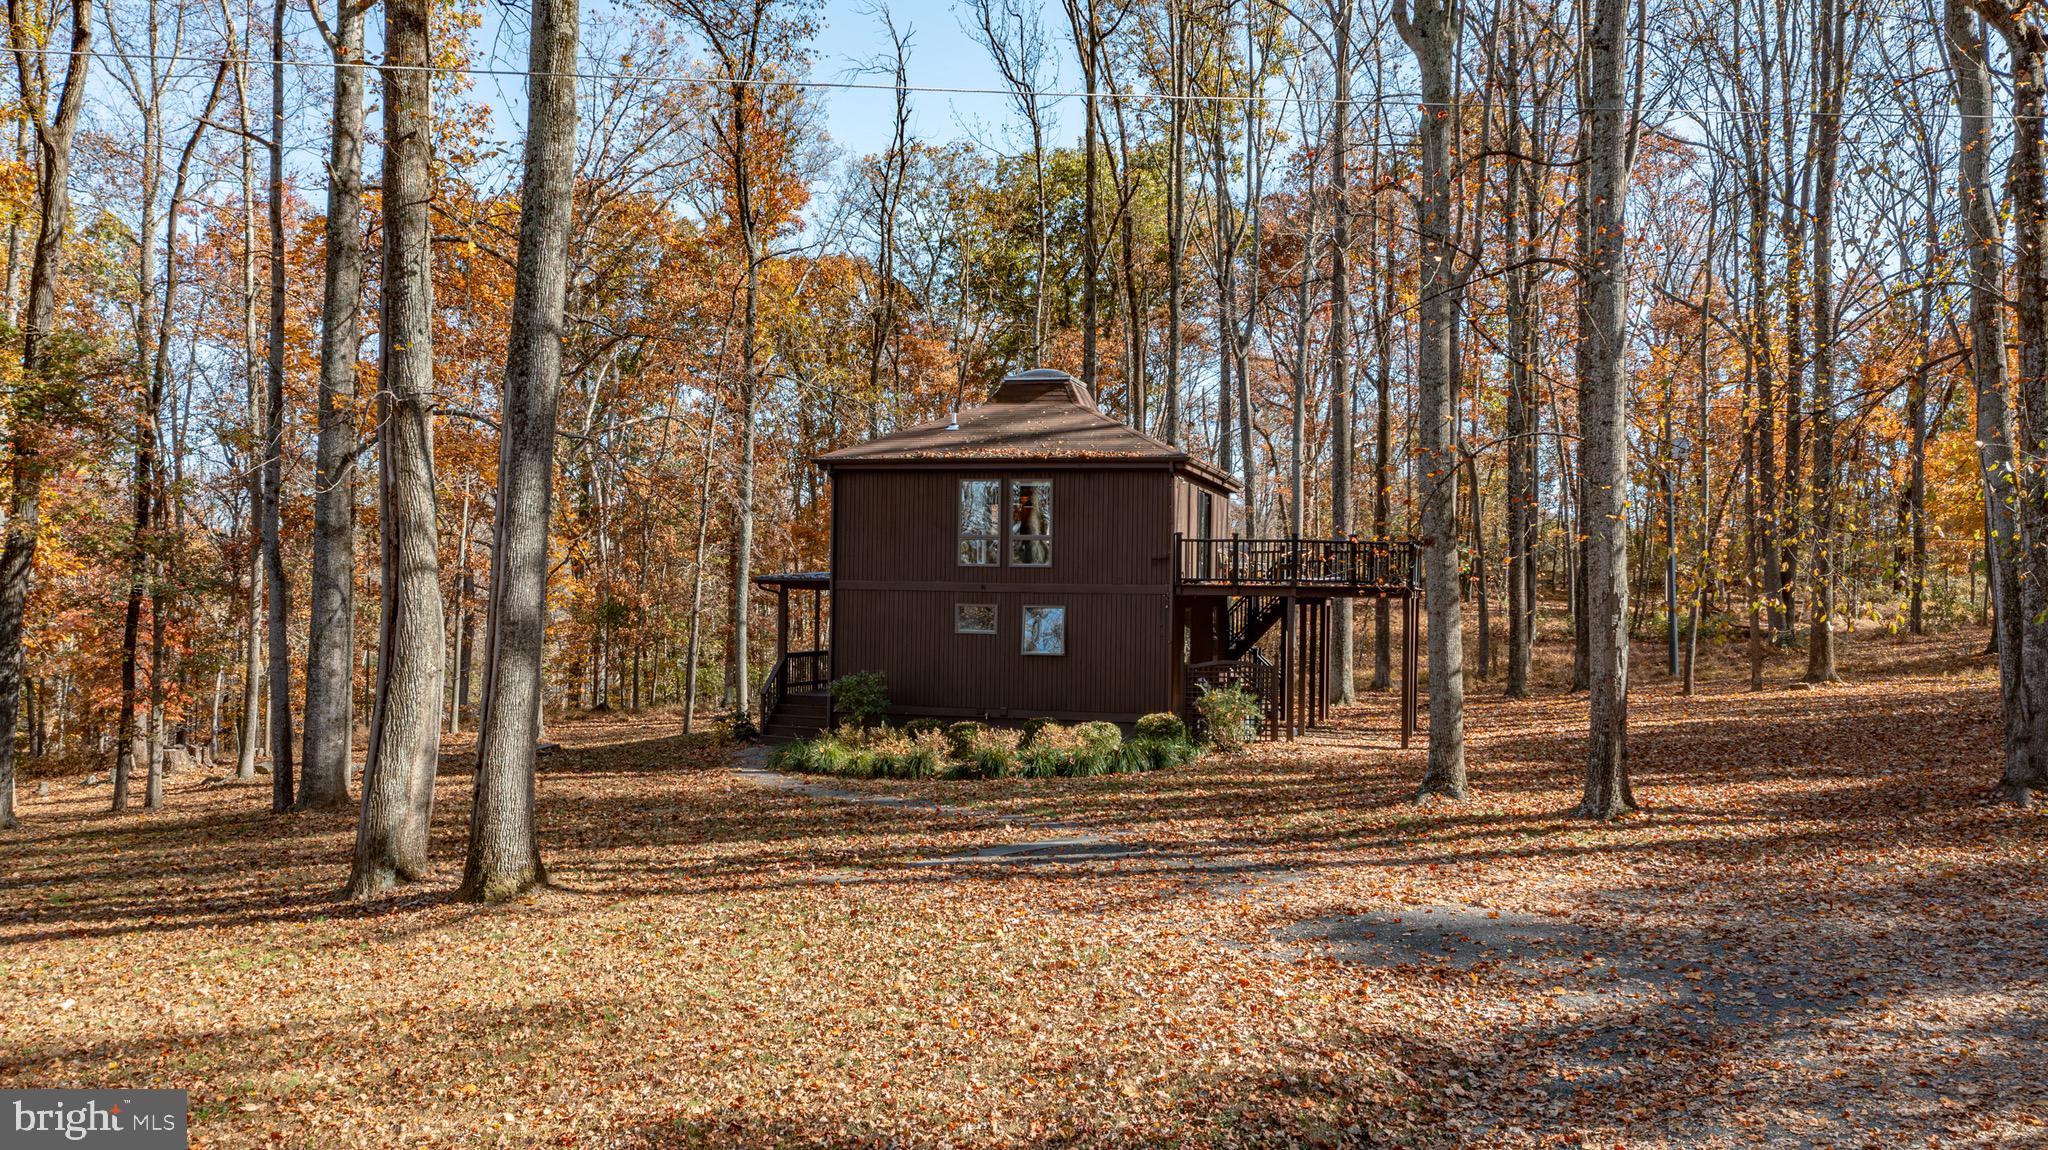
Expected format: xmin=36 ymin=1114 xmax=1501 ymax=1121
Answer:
xmin=760 ymin=690 xmax=829 ymax=745
xmin=761 ymin=720 xmax=827 ymax=744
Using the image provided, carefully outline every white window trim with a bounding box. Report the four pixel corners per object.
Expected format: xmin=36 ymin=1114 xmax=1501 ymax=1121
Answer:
xmin=955 ymin=603 xmax=998 ymax=635
xmin=1021 ymin=604 xmax=1066 ymax=656
xmin=958 ymin=478 xmax=1000 ymax=567
xmin=1009 ymin=478 xmax=1053 ymax=568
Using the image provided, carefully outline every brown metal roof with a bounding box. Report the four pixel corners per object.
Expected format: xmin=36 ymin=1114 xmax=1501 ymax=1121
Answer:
xmin=813 ymin=368 xmax=1240 ymax=491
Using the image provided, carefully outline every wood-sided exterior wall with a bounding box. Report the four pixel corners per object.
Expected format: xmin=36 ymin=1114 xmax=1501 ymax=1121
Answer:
xmin=828 ymin=463 xmax=1234 ymax=724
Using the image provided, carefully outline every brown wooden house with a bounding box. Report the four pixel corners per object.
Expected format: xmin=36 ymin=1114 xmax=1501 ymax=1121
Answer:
xmin=754 ymin=368 xmax=1420 ymax=742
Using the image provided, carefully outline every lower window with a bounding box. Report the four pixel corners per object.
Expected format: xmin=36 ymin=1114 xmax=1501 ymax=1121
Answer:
xmin=1021 ymin=605 xmax=1066 ymax=656
xmin=955 ymin=603 xmax=997 ymax=634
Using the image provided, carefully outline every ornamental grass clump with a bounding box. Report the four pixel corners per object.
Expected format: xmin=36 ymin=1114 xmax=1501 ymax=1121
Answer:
xmin=1194 ymin=683 xmax=1261 ymax=751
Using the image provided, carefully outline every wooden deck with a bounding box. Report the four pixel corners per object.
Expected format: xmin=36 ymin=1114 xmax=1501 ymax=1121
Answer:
xmin=1173 ymin=536 xmax=1421 ymax=596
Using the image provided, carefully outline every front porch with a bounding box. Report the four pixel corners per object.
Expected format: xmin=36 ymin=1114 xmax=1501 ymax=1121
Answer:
xmin=755 ymin=571 xmax=831 ymax=742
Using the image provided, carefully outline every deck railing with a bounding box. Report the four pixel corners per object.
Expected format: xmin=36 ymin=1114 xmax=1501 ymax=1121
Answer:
xmin=1176 ymin=536 xmax=1421 ymax=592
xmin=757 ymin=648 xmax=831 ymax=728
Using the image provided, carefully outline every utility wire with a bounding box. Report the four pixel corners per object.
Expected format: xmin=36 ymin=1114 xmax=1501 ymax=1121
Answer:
xmin=20 ymin=43 xmax=1970 ymax=122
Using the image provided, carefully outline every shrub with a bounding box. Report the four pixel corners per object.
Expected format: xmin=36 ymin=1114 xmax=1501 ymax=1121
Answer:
xmin=774 ymin=735 xmax=867 ymax=778
xmin=1134 ymin=712 xmax=1187 ymax=743
xmin=944 ymin=721 xmax=990 ymax=759
xmin=729 ymin=711 xmax=759 ymax=742
xmin=967 ymin=743 xmax=1019 ymax=779
xmin=902 ymin=729 xmax=952 ymax=778
xmin=959 ymin=726 xmax=1023 ymax=778
xmin=902 ymin=717 xmax=945 ymax=738
xmin=830 ymin=671 xmax=891 ymax=729
xmin=1195 ymin=683 xmax=1262 ymax=751
xmin=1074 ymin=721 xmax=1124 ymax=751
xmin=1020 ymin=717 xmax=1055 ymax=746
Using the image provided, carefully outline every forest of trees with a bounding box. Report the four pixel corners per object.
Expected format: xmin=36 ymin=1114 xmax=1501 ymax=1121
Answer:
xmin=0 ymin=0 xmax=2043 ymax=894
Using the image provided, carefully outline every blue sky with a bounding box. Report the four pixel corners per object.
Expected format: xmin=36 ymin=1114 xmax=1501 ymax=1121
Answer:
xmin=461 ymin=0 xmax=1069 ymax=178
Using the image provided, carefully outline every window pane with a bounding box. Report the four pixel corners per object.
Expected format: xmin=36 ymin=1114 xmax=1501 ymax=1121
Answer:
xmin=959 ymin=479 xmax=999 ymax=566
xmin=1011 ymin=539 xmax=1051 ymax=566
xmin=955 ymin=604 xmax=998 ymax=634
xmin=1021 ymin=606 xmax=1066 ymax=656
xmin=1011 ymin=480 xmax=1051 ymax=538
xmin=960 ymin=479 xmax=1000 ymax=536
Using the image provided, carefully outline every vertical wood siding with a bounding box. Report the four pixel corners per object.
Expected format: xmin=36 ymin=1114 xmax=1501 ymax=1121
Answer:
xmin=830 ymin=466 xmax=1185 ymax=721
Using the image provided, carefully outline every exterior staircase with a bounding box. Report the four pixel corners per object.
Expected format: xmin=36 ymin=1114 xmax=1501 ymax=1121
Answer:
xmin=761 ymin=689 xmax=830 ymax=744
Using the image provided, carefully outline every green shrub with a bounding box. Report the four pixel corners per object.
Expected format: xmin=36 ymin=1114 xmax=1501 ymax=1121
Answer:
xmin=1194 ymin=683 xmax=1262 ymax=751
xmin=830 ymin=671 xmax=891 ymax=729
xmin=1134 ymin=712 xmax=1187 ymax=743
xmin=968 ymin=743 xmax=1019 ymax=779
xmin=902 ymin=717 xmax=945 ymax=738
xmin=729 ymin=711 xmax=759 ymax=742
xmin=944 ymin=721 xmax=989 ymax=759
xmin=1020 ymin=716 xmax=1055 ymax=746
xmin=1074 ymin=721 xmax=1124 ymax=751
xmin=900 ymin=729 xmax=951 ymax=778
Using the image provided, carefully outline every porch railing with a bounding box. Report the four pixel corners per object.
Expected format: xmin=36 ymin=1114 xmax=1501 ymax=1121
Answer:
xmin=1176 ymin=536 xmax=1421 ymax=592
xmin=758 ymin=648 xmax=831 ymax=728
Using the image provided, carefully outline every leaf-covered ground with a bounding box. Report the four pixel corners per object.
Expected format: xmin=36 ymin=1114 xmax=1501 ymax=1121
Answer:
xmin=3 ymin=626 xmax=2044 ymax=1148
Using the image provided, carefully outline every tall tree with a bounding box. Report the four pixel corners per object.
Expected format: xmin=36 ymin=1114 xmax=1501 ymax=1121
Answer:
xmin=1803 ymin=0 xmax=1849 ymax=684
xmin=1396 ymin=0 xmax=1467 ymax=800
xmin=346 ymin=0 xmax=443 ymax=897
xmin=1576 ymin=0 xmax=1636 ymax=818
xmin=1327 ymin=0 xmax=1356 ymax=704
xmin=261 ymin=0 xmax=293 ymax=809
xmin=0 ymin=0 xmax=91 ymax=829
xmin=1948 ymin=0 xmax=2029 ymax=799
xmin=461 ymin=0 xmax=579 ymax=902
xmin=300 ymin=0 xmax=366 ymax=811
xmin=1968 ymin=0 xmax=2048 ymax=804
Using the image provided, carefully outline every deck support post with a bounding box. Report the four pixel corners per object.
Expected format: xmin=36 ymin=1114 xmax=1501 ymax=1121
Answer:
xmin=1282 ymin=596 xmax=1295 ymax=740
xmin=1400 ymin=594 xmax=1419 ymax=747
xmin=776 ymin=588 xmax=790 ymax=664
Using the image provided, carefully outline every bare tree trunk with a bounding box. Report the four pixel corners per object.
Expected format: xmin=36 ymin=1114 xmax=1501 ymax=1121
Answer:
xmin=0 ymin=0 xmax=91 ymax=830
xmin=1804 ymin=0 xmax=1848 ymax=684
xmin=347 ymin=0 xmax=443 ymax=897
xmin=300 ymin=0 xmax=363 ymax=810
xmin=448 ymin=489 xmax=472 ymax=733
xmin=232 ymin=25 xmax=263 ymax=783
xmin=1163 ymin=0 xmax=1184 ymax=443
xmin=1397 ymin=0 xmax=1466 ymax=800
xmin=113 ymin=2 xmax=167 ymax=814
xmin=1950 ymin=0 xmax=2027 ymax=793
xmin=1577 ymin=0 xmax=1636 ymax=819
xmin=460 ymin=0 xmax=577 ymax=902
xmin=681 ymin=417 xmax=717 ymax=733
xmin=1502 ymin=10 xmax=1540 ymax=700
xmin=1063 ymin=0 xmax=1100 ymax=384
xmin=1327 ymin=0 xmax=1356 ymax=705
xmin=1958 ymin=0 xmax=2045 ymax=801
xmin=262 ymin=0 xmax=294 ymax=809
xmin=1372 ymin=220 xmax=1394 ymax=691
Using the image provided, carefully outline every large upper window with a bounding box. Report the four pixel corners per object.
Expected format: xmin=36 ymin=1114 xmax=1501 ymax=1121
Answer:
xmin=1010 ymin=480 xmax=1052 ymax=566
xmin=958 ymin=478 xmax=1053 ymax=568
xmin=958 ymin=479 xmax=1000 ymax=566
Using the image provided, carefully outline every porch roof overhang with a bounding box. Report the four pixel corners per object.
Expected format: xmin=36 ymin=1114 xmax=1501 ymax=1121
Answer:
xmin=752 ymin=570 xmax=830 ymax=591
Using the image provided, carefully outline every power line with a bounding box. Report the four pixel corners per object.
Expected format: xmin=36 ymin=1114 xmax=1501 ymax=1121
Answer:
xmin=33 ymin=43 xmax=1963 ymax=123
